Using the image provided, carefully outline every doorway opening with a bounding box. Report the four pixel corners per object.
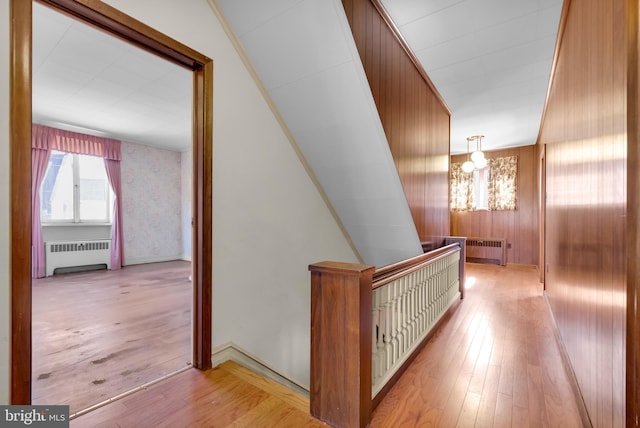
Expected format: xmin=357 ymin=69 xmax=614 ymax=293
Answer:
xmin=10 ymin=0 xmax=212 ymax=409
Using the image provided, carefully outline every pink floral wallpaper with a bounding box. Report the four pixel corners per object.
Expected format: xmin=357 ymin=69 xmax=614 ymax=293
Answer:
xmin=181 ymin=150 xmax=192 ymax=260
xmin=121 ymin=142 xmax=183 ymax=264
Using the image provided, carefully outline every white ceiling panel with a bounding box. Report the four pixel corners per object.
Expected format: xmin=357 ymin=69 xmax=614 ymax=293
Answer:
xmin=381 ymin=0 xmax=563 ymax=152
xmin=481 ymin=38 xmax=555 ymax=76
xmin=233 ymin=0 xmax=352 ymax=91
xmin=380 ymin=0 xmax=465 ymax=27
xmin=420 ymin=56 xmax=488 ymax=88
xmin=214 ymin=0 xmax=304 ymax=37
xmin=415 ymin=33 xmax=484 ymax=71
xmin=33 ymin=0 xmax=563 ymax=156
xmin=398 ymin=2 xmax=476 ymax=51
xmin=440 ymin=76 xmax=489 ymax=108
xmin=466 ymin=0 xmax=542 ymax=27
xmin=33 ymin=2 xmax=192 ymax=151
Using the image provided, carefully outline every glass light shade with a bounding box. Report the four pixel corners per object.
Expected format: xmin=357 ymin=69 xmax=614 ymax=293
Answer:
xmin=471 ymin=150 xmax=485 ymax=163
xmin=473 ymin=157 xmax=487 ymax=169
xmin=461 ymin=160 xmax=475 ymax=173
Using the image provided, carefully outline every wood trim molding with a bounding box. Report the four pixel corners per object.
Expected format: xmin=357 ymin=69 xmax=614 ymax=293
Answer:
xmin=535 ymin=0 xmax=572 ymax=146
xmin=10 ymin=0 xmax=34 ymax=405
xmin=372 ymin=243 xmax=459 ymax=284
xmin=211 ymin=343 xmax=309 ymax=397
xmin=10 ymin=0 xmax=213 ymax=402
xmin=192 ymin=60 xmax=213 ymax=370
xmin=368 ymin=0 xmax=451 ymax=115
xmin=543 ymin=294 xmax=592 ymax=427
xmin=538 ymin=144 xmax=546 ymax=285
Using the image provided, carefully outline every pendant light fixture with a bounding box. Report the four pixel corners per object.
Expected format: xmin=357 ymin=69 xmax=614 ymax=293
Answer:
xmin=462 ymin=135 xmax=486 ymax=172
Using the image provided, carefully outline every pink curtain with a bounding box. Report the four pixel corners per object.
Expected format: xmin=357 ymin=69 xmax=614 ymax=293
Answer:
xmin=32 ymin=125 xmax=123 ymax=275
xmin=104 ymin=159 xmax=123 ymax=270
xmin=31 ymin=146 xmax=51 ymax=278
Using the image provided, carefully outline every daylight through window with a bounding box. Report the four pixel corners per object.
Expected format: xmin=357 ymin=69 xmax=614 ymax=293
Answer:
xmin=40 ymin=150 xmax=113 ymax=223
xmin=450 ymin=155 xmax=518 ymax=211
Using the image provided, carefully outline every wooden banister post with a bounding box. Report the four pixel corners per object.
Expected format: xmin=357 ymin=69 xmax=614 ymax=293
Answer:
xmin=445 ymin=237 xmax=467 ymax=299
xmin=309 ymin=261 xmax=375 ymax=428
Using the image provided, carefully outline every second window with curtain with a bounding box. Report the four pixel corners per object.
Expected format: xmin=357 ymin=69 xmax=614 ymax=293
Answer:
xmin=450 ymin=155 xmax=518 ymax=211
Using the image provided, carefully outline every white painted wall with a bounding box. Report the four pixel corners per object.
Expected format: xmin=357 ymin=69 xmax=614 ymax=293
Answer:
xmin=215 ymin=0 xmax=424 ymax=267
xmin=42 ymin=225 xmax=111 ymax=242
xmin=0 ymin=0 xmax=10 ymax=405
xmin=101 ymin=0 xmax=358 ymax=388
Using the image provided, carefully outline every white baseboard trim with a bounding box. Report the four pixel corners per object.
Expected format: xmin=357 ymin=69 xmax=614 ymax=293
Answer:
xmin=181 ymin=254 xmax=192 ymax=262
xmin=211 ymin=343 xmax=309 ymax=397
xmin=124 ymin=255 xmax=186 ymax=266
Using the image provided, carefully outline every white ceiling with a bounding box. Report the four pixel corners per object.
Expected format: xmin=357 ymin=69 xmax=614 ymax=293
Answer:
xmin=32 ymin=2 xmax=193 ymax=151
xmin=380 ymin=0 xmax=563 ymax=153
xmin=32 ymin=0 xmax=562 ymax=154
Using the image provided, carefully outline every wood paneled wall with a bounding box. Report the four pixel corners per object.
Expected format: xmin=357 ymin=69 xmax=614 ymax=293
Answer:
xmin=450 ymin=145 xmax=538 ymax=266
xmin=627 ymin=0 xmax=640 ymax=424
xmin=538 ymin=0 xmax=627 ymax=426
xmin=342 ymin=0 xmax=451 ymax=250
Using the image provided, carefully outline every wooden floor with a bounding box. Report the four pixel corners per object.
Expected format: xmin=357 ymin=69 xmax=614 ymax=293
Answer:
xmin=32 ymin=260 xmax=192 ymax=414
xmin=370 ymin=263 xmax=584 ymax=427
xmin=70 ymin=361 xmax=326 ymax=428
xmin=72 ymin=263 xmax=585 ymax=427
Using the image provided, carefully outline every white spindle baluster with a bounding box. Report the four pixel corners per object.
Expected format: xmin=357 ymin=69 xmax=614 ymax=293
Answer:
xmin=428 ymin=263 xmax=435 ymax=326
xmin=393 ymin=279 xmax=400 ymax=359
xmin=401 ymin=276 xmax=409 ymax=349
xmin=372 ymin=291 xmax=380 ymax=387
xmin=417 ymin=271 xmax=423 ymax=338
xmin=370 ymin=250 xmax=462 ymax=398
xmin=386 ymin=281 xmax=394 ymax=368
xmin=410 ymin=272 xmax=418 ymax=343
xmin=401 ymin=276 xmax=410 ymax=352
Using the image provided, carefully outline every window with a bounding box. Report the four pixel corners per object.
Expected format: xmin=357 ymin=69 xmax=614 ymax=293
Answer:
xmin=473 ymin=168 xmax=489 ymax=210
xmin=41 ymin=150 xmax=113 ymax=223
xmin=450 ymin=155 xmax=518 ymax=211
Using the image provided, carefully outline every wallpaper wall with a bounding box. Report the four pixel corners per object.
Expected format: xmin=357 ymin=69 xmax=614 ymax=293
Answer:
xmin=181 ymin=150 xmax=192 ymax=260
xmin=121 ymin=141 xmax=183 ymax=265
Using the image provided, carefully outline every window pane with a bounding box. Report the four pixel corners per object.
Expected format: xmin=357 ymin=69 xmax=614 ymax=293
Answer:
xmin=41 ymin=151 xmax=74 ymax=221
xmin=474 ymin=168 xmax=489 ymax=210
xmin=78 ymin=154 xmax=110 ymax=221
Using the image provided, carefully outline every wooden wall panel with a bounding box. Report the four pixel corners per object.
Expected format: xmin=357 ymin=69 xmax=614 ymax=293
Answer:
xmin=342 ymin=0 xmax=451 ymax=251
xmin=627 ymin=0 xmax=640 ymax=424
xmin=450 ymin=145 xmax=539 ymax=266
xmin=538 ymin=0 xmax=627 ymax=426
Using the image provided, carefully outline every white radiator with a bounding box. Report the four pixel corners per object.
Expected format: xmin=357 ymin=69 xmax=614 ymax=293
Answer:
xmin=466 ymin=238 xmax=506 ymax=266
xmin=45 ymin=240 xmax=111 ymax=276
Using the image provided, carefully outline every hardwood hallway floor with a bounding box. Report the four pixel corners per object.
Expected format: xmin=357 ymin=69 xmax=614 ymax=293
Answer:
xmin=71 ymin=263 xmax=585 ymax=427
xmin=370 ymin=263 xmax=585 ymax=427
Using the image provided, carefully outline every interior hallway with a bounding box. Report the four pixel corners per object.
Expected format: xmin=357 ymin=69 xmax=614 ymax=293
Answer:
xmin=71 ymin=263 xmax=586 ymax=427
xmin=370 ymin=263 xmax=585 ymax=427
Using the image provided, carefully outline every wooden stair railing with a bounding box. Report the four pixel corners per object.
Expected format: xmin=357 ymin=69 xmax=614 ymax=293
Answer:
xmin=309 ymin=242 xmax=464 ymax=428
